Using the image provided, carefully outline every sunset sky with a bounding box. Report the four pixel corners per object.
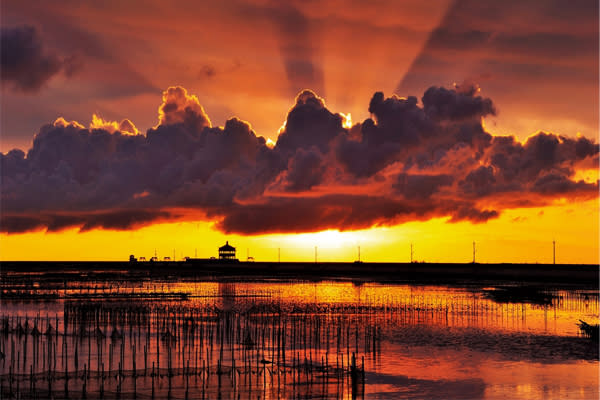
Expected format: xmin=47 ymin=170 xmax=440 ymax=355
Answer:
xmin=1 ymin=0 xmax=598 ymax=263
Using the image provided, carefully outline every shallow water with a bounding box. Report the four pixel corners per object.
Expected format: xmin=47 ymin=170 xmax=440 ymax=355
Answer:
xmin=0 ymin=277 xmax=597 ymax=399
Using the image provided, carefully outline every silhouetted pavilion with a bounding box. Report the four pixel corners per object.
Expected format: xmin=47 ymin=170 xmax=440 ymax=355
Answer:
xmin=219 ymin=241 xmax=236 ymax=260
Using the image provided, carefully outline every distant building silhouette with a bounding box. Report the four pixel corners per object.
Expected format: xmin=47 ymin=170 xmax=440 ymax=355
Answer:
xmin=219 ymin=241 xmax=236 ymax=260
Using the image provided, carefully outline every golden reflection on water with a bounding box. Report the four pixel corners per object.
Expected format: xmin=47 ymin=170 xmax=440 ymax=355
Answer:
xmin=14 ymin=279 xmax=597 ymax=337
xmin=148 ymin=280 xmax=598 ymax=337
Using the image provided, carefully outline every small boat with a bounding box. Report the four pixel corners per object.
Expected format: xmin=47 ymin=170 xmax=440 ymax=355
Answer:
xmin=577 ymin=320 xmax=599 ymax=341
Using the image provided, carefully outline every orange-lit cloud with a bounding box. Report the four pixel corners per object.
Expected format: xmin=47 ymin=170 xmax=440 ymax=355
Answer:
xmin=1 ymin=85 xmax=597 ymax=235
xmin=156 ymin=86 xmax=211 ymax=130
xmin=90 ymin=114 xmax=139 ymax=135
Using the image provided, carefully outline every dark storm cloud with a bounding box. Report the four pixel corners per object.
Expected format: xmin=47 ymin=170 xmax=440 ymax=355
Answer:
xmin=271 ymin=147 xmax=327 ymax=192
xmin=393 ymin=173 xmax=454 ymax=200
xmin=459 ymin=166 xmax=497 ymax=197
xmin=212 ymin=195 xmax=498 ymax=235
xmin=0 ymin=210 xmax=174 ymax=234
xmin=275 ymin=90 xmax=344 ymax=154
xmin=1 ymin=87 xmax=276 ymax=232
xmin=0 ymin=5 xmax=159 ymax=101
xmin=456 ymin=131 xmax=600 ymax=200
xmin=336 ymin=88 xmax=493 ymax=177
xmin=1 ymin=85 xmax=597 ymax=234
xmin=1 ymin=25 xmax=79 ymax=92
xmin=422 ymin=86 xmax=496 ymax=121
xmin=531 ymin=173 xmax=596 ymax=195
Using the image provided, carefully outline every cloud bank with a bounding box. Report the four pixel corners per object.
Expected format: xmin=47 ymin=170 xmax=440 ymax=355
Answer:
xmin=1 ymin=85 xmax=597 ymax=234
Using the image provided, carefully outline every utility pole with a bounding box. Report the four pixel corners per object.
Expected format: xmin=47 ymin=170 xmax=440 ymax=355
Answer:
xmin=410 ymin=243 xmax=413 ymax=263
xmin=278 ymin=247 xmax=281 ymax=263
xmin=472 ymin=241 xmax=476 ymax=263
xmin=315 ymin=246 xmax=317 ymax=263
xmin=358 ymin=246 xmax=361 ymax=262
xmin=553 ymin=240 xmax=556 ymax=265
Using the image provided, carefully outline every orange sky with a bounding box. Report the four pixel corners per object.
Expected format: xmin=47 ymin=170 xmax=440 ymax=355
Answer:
xmin=1 ymin=0 xmax=598 ymax=263
xmin=2 ymin=1 xmax=598 ymax=150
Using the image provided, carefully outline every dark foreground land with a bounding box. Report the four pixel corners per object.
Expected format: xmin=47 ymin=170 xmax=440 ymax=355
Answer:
xmin=1 ymin=260 xmax=597 ymax=285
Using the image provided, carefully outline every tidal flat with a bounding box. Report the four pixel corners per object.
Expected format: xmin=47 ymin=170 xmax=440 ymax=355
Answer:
xmin=0 ymin=267 xmax=598 ymax=399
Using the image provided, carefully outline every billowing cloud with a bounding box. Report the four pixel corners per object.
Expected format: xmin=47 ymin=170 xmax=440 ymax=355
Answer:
xmin=275 ymin=90 xmax=343 ymax=154
xmin=157 ymin=86 xmax=212 ymax=131
xmin=1 ymin=85 xmax=597 ymax=234
xmin=422 ymin=84 xmax=496 ymax=121
xmin=1 ymin=25 xmax=80 ymax=92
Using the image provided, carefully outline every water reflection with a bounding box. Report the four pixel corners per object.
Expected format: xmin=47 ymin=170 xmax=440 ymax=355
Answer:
xmin=0 ymin=277 xmax=597 ymax=399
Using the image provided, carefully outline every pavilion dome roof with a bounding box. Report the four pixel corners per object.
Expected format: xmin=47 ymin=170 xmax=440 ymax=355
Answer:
xmin=219 ymin=241 xmax=235 ymax=251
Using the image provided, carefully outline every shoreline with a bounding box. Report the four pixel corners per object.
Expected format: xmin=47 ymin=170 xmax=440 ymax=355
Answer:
xmin=1 ymin=260 xmax=597 ymax=285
